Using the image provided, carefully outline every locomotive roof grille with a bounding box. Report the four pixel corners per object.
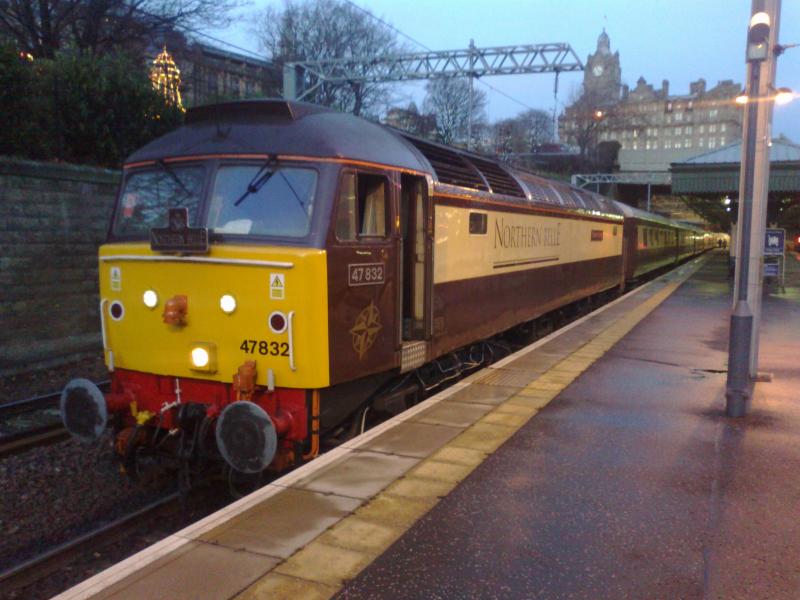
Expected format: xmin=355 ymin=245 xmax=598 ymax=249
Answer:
xmin=466 ymin=156 xmax=526 ymax=198
xmin=401 ymin=136 xmax=489 ymax=192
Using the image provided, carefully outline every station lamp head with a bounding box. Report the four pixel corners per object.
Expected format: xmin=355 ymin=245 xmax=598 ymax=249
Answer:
xmin=774 ymin=87 xmax=794 ymax=105
xmin=746 ymin=11 xmax=771 ymax=62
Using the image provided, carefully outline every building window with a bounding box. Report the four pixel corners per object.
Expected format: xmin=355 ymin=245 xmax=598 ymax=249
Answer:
xmin=675 ymin=126 xmax=682 ymax=135
xmin=709 ymin=138 xmax=716 ymax=148
xmin=675 ymin=140 xmax=683 ymax=149
xmin=653 ymin=141 xmax=659 ymax=150
xmin=665 ymin=140 xmax=672 ymax=149
xmin=675 ymin=112 xmax=683 ymax=121
xmin=720 ymin=136 xmax=726 ymax=145
xmin=666 ymin=115 xmax=672 ymax=124
xmin=699 ymin=124 xmax=705 ymax=133
xmin=699 ymin=138 xmax=705 ymax=147
xmin=633 ymin=141 xmax=638 ymax=150
xmin=646 ymin=140 xmax=652 ymax=150
xmin=685 ymin=139 xmax=692 ymax=148
xmin=687 ymin=100 xmax=694 ymax=111
xmin=709 ymin=109 xmax=718 ymax=117
xmin=665 ymin=101 xmax=673 ymax=112
xmin=685 ymin=125 xmax=693 ymax=134
xmin=709 ymin=124 xmax=717 ymax=133
xmin=721 ymin=123 xmax=727 ymax=132
xmin=633 ymin=129 xmax=639 ymax=138
xmin=652 ymin=128 xmax=658 ymax=137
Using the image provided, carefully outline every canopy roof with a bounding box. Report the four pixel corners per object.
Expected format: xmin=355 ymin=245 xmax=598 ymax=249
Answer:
xmin=671 ymin=138 xmax=800 ymax=195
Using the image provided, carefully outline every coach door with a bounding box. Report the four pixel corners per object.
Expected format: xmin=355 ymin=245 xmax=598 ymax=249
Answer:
xmin=398 ymin=174 xmax=432 ymax=372
xmin=328 ymin=168 xmax=397 ymax=384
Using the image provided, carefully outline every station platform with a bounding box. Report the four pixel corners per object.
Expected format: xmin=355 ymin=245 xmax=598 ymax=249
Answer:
xmin=58 ymin=251 xmax=800 ymax=600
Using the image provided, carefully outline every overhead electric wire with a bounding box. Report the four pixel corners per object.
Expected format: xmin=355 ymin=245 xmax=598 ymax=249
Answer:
xmin=133 ymin=6 xmax=266 ymax=61
xmin=342 ymin=0 xmax=538 ymax=112
xmin=341 ymin=0 xmax=433 ymax=52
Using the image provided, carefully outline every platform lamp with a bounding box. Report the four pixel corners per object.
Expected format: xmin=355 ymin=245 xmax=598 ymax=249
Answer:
xmin=725 ymin=1 xmax=782 ymax=417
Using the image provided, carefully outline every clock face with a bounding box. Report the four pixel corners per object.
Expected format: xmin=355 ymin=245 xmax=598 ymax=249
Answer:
xmin=592 ymin=64 xmax=604 ymax=77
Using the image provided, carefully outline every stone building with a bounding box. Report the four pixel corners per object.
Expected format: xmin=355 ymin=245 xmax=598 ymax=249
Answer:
xmin=560 ymin=31 xmax=743 ymax=172
xmin=149 ymin=40 xmax=281 ymax=108
xmin=384 ymin=103 xmax=437 ymax=139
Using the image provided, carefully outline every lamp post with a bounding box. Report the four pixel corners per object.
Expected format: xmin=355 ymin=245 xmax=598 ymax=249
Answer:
xmin=725 ymin=0 xmax=782 ymax=417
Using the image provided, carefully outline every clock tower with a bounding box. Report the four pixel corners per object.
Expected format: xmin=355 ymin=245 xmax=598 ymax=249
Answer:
xmin=584 ymin=29 xmax=621 ymax=103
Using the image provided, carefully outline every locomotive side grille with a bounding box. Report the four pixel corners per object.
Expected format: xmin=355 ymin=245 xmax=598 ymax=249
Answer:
xmin=402 ymin=137 xmax=489 ymax=191
xmin=466 ymin=156 xmax=526 ymax=198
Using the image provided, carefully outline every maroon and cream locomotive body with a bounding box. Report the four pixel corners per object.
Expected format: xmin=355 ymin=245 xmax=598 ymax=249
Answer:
xmin=60 ymin=100 xmax=707 ymax=479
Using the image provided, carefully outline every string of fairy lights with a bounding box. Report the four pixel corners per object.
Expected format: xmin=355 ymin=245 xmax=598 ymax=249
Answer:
xmin=149 ymin=46 xmax=185 ymax=112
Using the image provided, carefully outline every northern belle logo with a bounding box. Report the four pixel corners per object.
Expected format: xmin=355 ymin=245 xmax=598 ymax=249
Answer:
xmin=493 ymin=218 xmax=561 ymax=249
xmin=492 ymin=217 xmax=562 ymax=270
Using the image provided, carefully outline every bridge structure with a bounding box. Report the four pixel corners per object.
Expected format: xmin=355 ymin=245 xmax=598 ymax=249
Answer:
xmin=571 ymin=171 xmax=672 ymax=211
xmin=282 ymin=42 xmax=583 ymax=146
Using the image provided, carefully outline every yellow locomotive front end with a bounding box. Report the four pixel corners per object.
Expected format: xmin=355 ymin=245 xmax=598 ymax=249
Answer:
xmin=98 ymin=242 xmax=329 ymax=389
xmin=61 ymin=156 xmax=331 ymax=478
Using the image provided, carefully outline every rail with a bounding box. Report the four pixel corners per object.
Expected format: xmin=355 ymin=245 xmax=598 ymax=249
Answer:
xmin=0 ymin=381 xmax=110 ymax=458
xmin=0 ymin=492 xmax=180 ymax=595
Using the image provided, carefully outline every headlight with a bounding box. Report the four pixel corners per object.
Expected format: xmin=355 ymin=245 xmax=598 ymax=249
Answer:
xmin=220 ymin=294 xmax=237 ymax=314
xmin=191 ymin=347 xmax=209 ymax=367
xmin=190 ymin=342 xmax=217 ymax=372
xmin=143 ymin=290 xmax=158 ymax=309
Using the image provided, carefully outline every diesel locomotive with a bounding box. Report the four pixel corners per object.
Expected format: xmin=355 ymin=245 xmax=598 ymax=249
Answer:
xmin=60 ymin=99 xmax=711 ymax=480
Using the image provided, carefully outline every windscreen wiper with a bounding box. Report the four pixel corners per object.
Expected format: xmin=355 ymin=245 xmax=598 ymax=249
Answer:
xmin=156 ymin=159 xmax=192 ymax=199
xmin=234 ymin=156 xmax=278 ymax=207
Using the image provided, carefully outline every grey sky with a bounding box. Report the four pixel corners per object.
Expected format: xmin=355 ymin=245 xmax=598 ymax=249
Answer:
xmin=212 ymin=0 xmax=800 ymax=142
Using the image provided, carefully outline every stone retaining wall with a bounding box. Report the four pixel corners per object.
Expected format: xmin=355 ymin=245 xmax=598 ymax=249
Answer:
xmin=0 ymin=158 xmax=121 ymax=375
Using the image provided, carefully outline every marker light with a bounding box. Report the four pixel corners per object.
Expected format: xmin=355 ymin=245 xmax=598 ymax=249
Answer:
xmin=190 ymin=342 xmax=217 ymax=372
xmin=191 ymin=347 xmax=209 ymax=368
xmin=109 ymin=301 xmax=124 ymax=320
xmin=143 ymin=290 xmax=158 ymax=309
xmin=269 ymin=311 xmax=287 ymax=334
xmin=735 ymin=94 xmax=748 ymax=105
xmin=220 ymin=294 xmax=237 ymax=314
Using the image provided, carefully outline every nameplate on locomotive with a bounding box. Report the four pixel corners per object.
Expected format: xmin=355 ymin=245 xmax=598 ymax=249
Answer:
xmin=348 ymin=263 xmax=385 ymax=286
xmin=150 ymin=208 xmax=209 ymax=253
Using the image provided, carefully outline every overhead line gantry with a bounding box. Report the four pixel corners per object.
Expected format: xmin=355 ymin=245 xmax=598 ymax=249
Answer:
xmin=282 ymin=42 xmax=584 ymax=102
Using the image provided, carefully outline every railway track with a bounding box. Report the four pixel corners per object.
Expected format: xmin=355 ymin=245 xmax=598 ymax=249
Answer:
xmin=0 ymin=492 xmax=180 ymax=597
xmin=0 ymin=381 xmax=109 ymax=458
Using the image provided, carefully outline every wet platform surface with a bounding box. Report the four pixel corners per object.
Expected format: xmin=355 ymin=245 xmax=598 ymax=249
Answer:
xmin=57 ymin=252 xmax=800 ymax=600
xmin=335 ymin=253 xmax=800 ymax=599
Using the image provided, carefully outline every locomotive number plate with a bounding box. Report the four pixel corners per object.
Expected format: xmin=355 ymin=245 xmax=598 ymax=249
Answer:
xmin=348 ymin=263 xmax=385 ymax=286
xmin=240 ymin=339 xmax=289 ymax=357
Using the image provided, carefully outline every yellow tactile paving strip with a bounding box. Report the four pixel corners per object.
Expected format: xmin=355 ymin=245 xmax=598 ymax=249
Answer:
xmin=234 ymin=259 xmax=706 ymax=599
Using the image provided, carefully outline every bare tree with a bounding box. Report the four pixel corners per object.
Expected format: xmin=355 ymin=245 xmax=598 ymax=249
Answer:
xmin=490 ymin=108 xmax=553 ymax=159
xmin=253 ymin=0 xmax=402 ymax=116
xmin=0 ymin=0 xmax=240 ymax=57
xmin=423 ymin=77 xmax=487 ymax=147
xmin=559 ymin=86 xmax=608 ymax=160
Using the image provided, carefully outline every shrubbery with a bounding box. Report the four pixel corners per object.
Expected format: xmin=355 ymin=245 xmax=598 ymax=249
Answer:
xmin=0 ymin=46 xmax=184 ymax=168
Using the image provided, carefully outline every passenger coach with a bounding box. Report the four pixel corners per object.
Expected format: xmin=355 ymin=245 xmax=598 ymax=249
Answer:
xmin=60 ymin=100 xmax=698 ymax=479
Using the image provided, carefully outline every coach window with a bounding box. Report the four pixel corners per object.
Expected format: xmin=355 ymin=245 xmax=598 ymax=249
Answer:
xmin=335 ymin=171 xmax=388 ymax=241
xmin=469 ymin=212 xmax=488 ymax=234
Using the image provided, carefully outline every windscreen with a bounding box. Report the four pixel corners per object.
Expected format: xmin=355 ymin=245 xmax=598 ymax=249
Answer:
xmin=113 ymin=165 xmax=205 ymax=236
xmin=208 ymin=165 xmax=317 ymax=238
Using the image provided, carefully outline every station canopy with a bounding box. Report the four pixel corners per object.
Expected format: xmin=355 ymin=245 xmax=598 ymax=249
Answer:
xmin=671 ymin=138 xmax=800 ymax=197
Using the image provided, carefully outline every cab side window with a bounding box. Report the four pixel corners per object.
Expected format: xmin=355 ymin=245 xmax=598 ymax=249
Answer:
xmin=335 ymin=171 xmax=388 ymax=241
